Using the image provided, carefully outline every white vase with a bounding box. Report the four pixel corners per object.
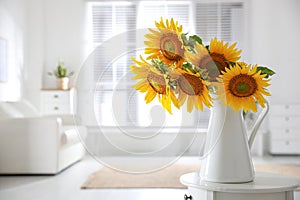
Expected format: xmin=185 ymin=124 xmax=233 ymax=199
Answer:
xmin=56 ymin=77 xmax=69 ymax=90
xmin=200 ymin=100 xmax=269 ymax=183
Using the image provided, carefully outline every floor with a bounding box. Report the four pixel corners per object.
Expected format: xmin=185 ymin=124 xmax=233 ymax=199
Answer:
xmin=0 ymin=155 xmax=299 ymax=200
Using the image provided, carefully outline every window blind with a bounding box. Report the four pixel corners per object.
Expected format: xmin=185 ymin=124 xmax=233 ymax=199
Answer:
xmin=195 ymin=2 xmax=244 ymax=44
xmin=91 ymin=2 xmax=137 ymax=126
xmin=91 ymin=3 xmax=136 ymax=83
xmin=138 ymin=1 xmax=191 ymax=30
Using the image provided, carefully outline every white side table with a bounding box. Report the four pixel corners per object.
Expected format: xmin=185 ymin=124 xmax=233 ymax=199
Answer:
xmin=40 ymin=88 xmax=76 ymax=115
xmin=180 ymin=172 xmax=300 ymax=200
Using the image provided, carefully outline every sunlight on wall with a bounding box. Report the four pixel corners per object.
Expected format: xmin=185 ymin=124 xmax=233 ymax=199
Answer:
xmin=0 ymin=1 xmax=24 ymax=102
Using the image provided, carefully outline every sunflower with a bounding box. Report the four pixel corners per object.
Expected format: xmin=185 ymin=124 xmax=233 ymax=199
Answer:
xmin=130 ymin=56 xmax=178 ymax=114
xmin=187 ymin=38 xmax=242 ymax=81
xmin=174 ymin=69 xmax=212 ymax=112
xmin=185 ymin=43 xmax=210 ymax=74
xmin=144 ymin=18 xmax=185 ymax=68
xmin=216 ymin=63 xmax=271 ymax=112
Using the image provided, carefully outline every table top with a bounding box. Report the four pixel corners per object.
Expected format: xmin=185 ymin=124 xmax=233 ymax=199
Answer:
xmin=180 ymin=172 xmax=300 ymax=193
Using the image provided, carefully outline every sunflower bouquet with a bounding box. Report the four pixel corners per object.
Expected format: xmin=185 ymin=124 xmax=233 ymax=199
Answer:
xmin=130 ymin=18 xmax=275 ymax=114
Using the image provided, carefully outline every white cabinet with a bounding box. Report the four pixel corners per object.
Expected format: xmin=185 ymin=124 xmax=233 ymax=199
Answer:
xmin=269 ymin=104 xmax=300 ymax=155
xmin=40 ymin=89 xmax=75 ymax=115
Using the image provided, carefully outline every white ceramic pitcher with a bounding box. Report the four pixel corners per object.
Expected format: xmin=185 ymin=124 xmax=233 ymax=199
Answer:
xmin=200 ymin=100 xmax=269 ymax=183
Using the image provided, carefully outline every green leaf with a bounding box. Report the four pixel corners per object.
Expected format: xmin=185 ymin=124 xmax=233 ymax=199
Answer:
xmin=182 ymin=62 xmax=192 ymax=69
xmin=182 ymin=62 xmax=196 ymax=73
xmin=199 ymin=68 xmax=209 ymax=81
xmin=62 ymin=68 xmax=67 ymax=77
xmin=167 ymin=76 xmax=177 ymax=90
xmin=256 ymin=66 xmax=275 ymax=78
xmin=151 ymin=59 xmax=170 ymax=74
xmin=181 ymin=33 xmax=203 ymax=49
xmin=189 ymin=35 xmax=202 ymax=45
xmin=181 ymin=33 xmax=189 ymax=46
xmin=205 ymin=45 xmax=210 ymax=52
xmin=227 ymin=61 xmax=236 ymax=66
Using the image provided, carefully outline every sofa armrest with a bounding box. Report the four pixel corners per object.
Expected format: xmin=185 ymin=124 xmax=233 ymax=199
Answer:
xmin=51 ymin=114 xmax=82 ymax=126
xmin=0 ymin=117 xmax=63 ymax=173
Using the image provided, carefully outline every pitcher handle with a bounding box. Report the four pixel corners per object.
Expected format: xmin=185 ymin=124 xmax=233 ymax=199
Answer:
xmin=247 ymin=102 xmax=269 ymax=149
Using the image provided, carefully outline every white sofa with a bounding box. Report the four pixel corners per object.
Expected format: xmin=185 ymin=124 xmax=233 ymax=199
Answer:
xmin=0 ymin=100 xmax=86 ymax=174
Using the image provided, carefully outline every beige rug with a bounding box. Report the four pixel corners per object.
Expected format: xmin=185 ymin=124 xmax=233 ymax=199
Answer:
xmin=81 ymin=164 xmax=300 ymax=189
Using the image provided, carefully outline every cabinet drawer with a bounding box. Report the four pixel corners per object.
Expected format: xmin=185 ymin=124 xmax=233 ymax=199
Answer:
xmin=41 ymin=105 xmax=72 ymax=115
xmin=270 ymin=140 xmax=300 ymax=154
xmin=270 ymin=104 xmax=300 ymax=116
xmin=41 ymin=92 xmax=70 ymax=104
xmin=270 ymin=128 xmax=300 ymax=140
xmin=269 ymin=116 xmax=300 ymax=128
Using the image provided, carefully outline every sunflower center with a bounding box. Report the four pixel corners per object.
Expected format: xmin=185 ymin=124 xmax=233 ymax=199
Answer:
xmin=164 ymin=40 xmax=175 ymax=54
xmin=160 ymin=33 xmax=184 ymax=61
xmin=147 ymin=72 xmax=166 ymax=94
xmin=229 ymin=74 xmax=257 ymax=97
xmin=198 ymin=53 xmax=228 ymax=81
xmin=178 ymin=74 xmax=203 ymax=96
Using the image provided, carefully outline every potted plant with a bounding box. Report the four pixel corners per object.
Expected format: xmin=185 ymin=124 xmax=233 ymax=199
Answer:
xmin=48 ymin=61 xmax=74 ymax=90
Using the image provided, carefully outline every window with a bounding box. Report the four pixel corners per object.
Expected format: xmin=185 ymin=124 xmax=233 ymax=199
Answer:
xmin=137 ymin=1 xmax=192 ymax=30
xmin=0 ymin=37 xmax=7 ymax=82
xmin=89 ymin=2 xmax=137 ymax=126
xmin=88 ymin=1 xmax=245 ymax=128
xmin=195 ymin=2 xmax=245 ymax=47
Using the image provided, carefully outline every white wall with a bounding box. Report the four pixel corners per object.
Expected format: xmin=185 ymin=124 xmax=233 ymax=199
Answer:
xmin=42 ymin=0 xmax=85 ymax=89
xmin=249 ymin=0 xmax=300 ymax=104
xmin=0 ymin=0 xmax=85 ymax=107
xmin=0 ymin=0 xmax=26 ymax=101
xmin=24 ymin=0 xmax=85 ymax=108
xmin=23 ymin=0 xmax=44 ymax=107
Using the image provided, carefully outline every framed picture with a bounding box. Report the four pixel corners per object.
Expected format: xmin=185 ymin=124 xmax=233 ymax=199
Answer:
xmin=0 ymin=37 xmax=8 ymax=82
